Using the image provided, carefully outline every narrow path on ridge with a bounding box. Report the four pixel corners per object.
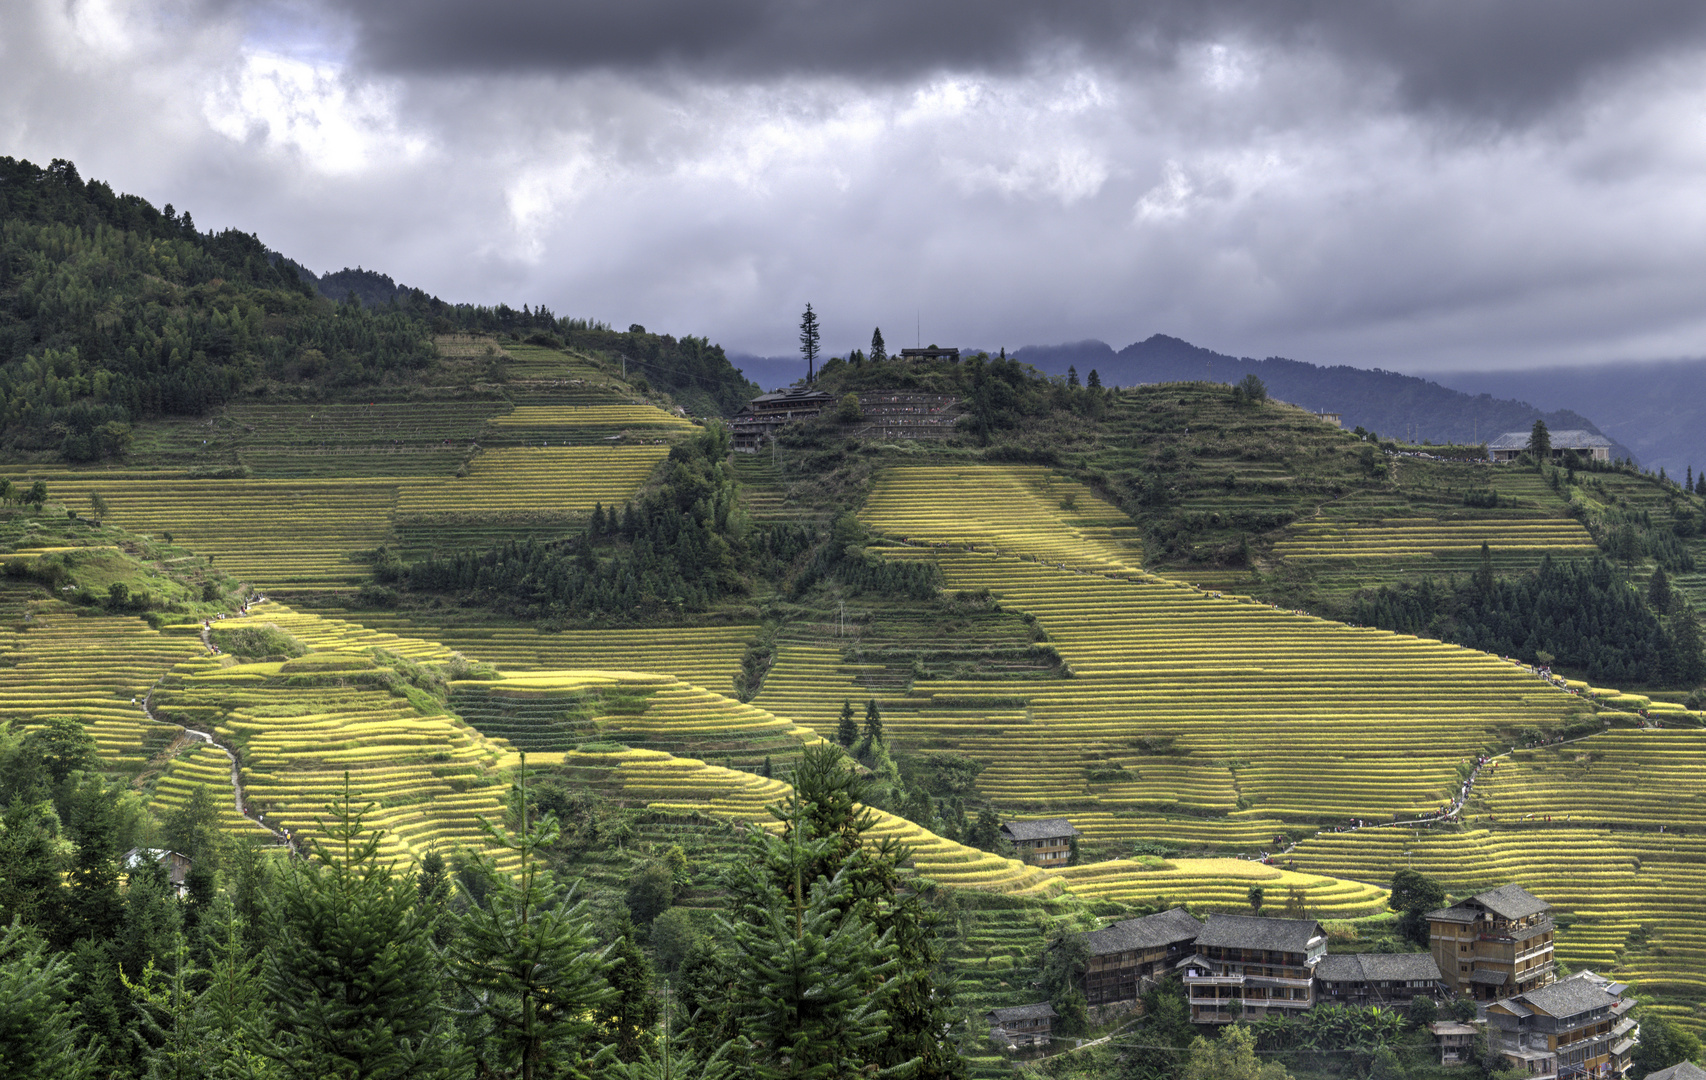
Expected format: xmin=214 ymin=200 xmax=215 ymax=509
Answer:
xmin=145 ymin=595 xmax=296 ymax=854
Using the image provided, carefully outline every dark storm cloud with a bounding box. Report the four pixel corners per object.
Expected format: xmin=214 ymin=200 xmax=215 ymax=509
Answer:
xmin=326 ymin=0 xmax=1706 ymax=119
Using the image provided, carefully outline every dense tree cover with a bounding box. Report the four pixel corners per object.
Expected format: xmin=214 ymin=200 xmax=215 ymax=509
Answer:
xmin=1345 ymin=555 xmax=1706 ymax=687
xmin=396 ymin=426 xmax=812 ymax=619
xmin=0 ymin=157 xmax=447 ymax=458
xmin=0 ymin=721 xmax=984 ymax=1079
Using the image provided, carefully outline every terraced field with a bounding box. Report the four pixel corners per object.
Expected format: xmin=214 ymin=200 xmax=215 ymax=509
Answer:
xmin=1273 ymin=516 xmax=1599 ymax=595
xmin=762 ymin=547 xmax=1577 ymax=849
xmin=0 ymin=606 xmax=203 ymax=771
xmin=1056 ymin=856 xmax=1388 ymax=918
xmin=860 ymin=464 xmax=1145 ymax=575
xmin=450 ymin=670 xmax=817 ymax=769
xmin=149 ymin=605 xmax=521 ymax=870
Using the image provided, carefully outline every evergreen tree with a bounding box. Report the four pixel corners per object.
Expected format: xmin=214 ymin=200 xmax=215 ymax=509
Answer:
xmin=0 ymin=919 xmax=102 ymax=1079
xmin=448 ymin=757 xmax=611 ymax=1080
xmin=265 ymin=775 xmax=457 ymax=1080
xmin=1066 ymin=365 xmax=1080 ymax=388
xmin=596 ymin=930 xmax=661 ymax=1063
xmin=835 ymin=700 xmax=857 ymax=748
xmin=870 ymin=327 xmax=886 ymax=364
xmin=862 ymin=698 xmax=883 ymax=745
xmin=1087 ymin=369 xmax=1101 ymax=390
xmin=60 ymin=773 xmax=122 ymax=947
xmin=1650 ymin=565 xmax=1673 ymax=614
xmin=799 ymin=304 xmax=820 ymax=383
xmin=1528 ymin=419 xmax=1552 ymax=461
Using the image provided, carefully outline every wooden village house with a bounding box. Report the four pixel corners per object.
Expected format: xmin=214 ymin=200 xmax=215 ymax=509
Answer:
xmin=1488 ymin=429 xmax=1613 ymax=464
xmin=986 ymin=1003 xmax=1056 ymax=1051
xmin=1485 ymin=971 xmax=1637 ymax=1079
xmin=729 ymin=387 xmax=835 ymax=452
xmin=1314 ymin=952 xmax=1449 ymax=1008
xmin=1181 ymin=914 xmax=1327 ymax=1023
xmin=1000 ymin=818 xmax=1080 ymax=867
xmin=1081 ymin=907 xmax=1203 ymax=1005
xmin=1429 ymin=1021 xmax=1480 ymax=1067
xmin=1428 ymin=883 xmax=1556 ymax=1001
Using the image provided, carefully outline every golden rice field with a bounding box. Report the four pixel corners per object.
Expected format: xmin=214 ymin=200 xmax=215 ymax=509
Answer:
xmin=760 ymin=549 xmax=1576 ymax=842
xmin=449 ymin=668 xmax=819 ymax=768
xmin=150 ymin=605 xmax=523 ymax=871
xmin=0 ymin=607 xmax=202 ymax=764
xmin=395 ymin=446 xmax=669 ymax=517
xmin=859 ymin=465 xmax=1145 ymax=575
xmin=489 ymin=404 xmax=696 ymax=433
xmin=1055 ymin=857 xmax=1388 ymax=918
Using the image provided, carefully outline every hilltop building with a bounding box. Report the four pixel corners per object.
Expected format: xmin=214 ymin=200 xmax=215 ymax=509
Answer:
xmin=1000 ymin=818 xmax=1079 ymax=867
xmin=1314 ymin=411 xmax=1342 ymax=427
xmin=1488 ymin=429 xmax=1613 ymax=463
xmin=1081 ymin=907 xmax=1203 ymax=1005
xmin=1314 ymin=953 xmax=1448 ymax=1007
xmin=1428 ymin=883 xmax=1556 ymax=1000
xmin=986 ymin=1003 xmax=1055 ymax=1050
xmin=1181 ymin=914 xmax=1327 ymax=1023
xmin=898 ymin=346 xmax=960 ymax=362
xmin=729 ymin=386 xmax=835 ymax=452
xmin=1485 ymin=970 xmax=1637 ymax=1079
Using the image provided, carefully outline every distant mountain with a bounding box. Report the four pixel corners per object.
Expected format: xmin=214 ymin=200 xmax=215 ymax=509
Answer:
xmin=1015 ymin=334 xmax=1636 ymax=463
xmin=1434 ymin=360 xmax=1706 ymax=478
xmin=727 ymin=353 xmax=812 ymax=392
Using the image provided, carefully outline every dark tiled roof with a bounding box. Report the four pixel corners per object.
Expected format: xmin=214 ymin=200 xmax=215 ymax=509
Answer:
xmin=1195 ymin=914 xmax=1323 ymax=954
xmin=1427 ymin=883 xmax=1550 ymax=923
xmin=1000 ymin=817 xmax=1080 ymax=842
xmin=988 ymin=1003 xmax=1056 ymax=1023
xmin=1314 ymin=952 xmax=1443 ymax=983
xmin=1643 ymin=1061 xmax=1706 ymax=1080
xmin=1472 ymin=884 xmax=1551 ymax=919
xmin=1517 ymin=977 xmax=1616 ymax=1019
xmin=1487 ymin=429 xmax=1612 ymax=451
xmin=1470 ymin=969 xmax=1510 ymax=986
xmin=1082 ymin=907 xmax=1203 ymax=956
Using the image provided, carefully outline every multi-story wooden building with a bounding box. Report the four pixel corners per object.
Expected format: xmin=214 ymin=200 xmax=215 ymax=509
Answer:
xmin=1080 ymin=907 xmax=1202 ymax=1005
xmin=1429 ymin=1021 xmax=1480 ymax=1066
xmin=1485 ymin=971 xmax=1637 ymax=1079
xmin=1428 ymin=884 xmax=1555 ymax=1000
xmin=1181 ymin=914 xmax=1327 ymax=1024
xmin=1000 ymin=818 xmax=1080 ymax=867
xmin=1314 ymin=952 xmax=1448 ymax=1007
xmin=729 ymin=387 xmax=835 ymax=452
xmin=986 ymin=1003 xmax=1055 ymax=1050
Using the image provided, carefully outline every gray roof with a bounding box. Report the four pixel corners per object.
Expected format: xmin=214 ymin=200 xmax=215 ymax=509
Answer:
xmin=1470 ymin=969 xmax=1510 ymax=986
xmin=1515 ymin=976 xmax=1617 ymax=1019
xmin=1082 ymin=907 xmax=1203 ymax=956
xmin=1314 ymin=952 xmax=1444 ymax=984
xmin=1644 ymin=1063 xmax=1706 ymax=1080
xmin=1429 ymin=1022 xmax=1480 ymax=1037
xmin=1195 ymin=914 xmax=1323 ymax=954
xmin=1487 ymin=429 xmax=1612 ymax=451
xmin=1000 ymin=817 xmax=1080 ymax=842
xmin=1472 ymin=884 xmax=1551 ymax=919
xmin=988 ymin=1003 xmax=1056 ymax=1023
xmin=1427 ymin=883 xmax=1549 ymax=922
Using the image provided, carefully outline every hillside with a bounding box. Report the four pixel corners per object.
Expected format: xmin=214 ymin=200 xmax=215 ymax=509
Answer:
xmin=1015 ymin=333 xmax=1637 ymax=462
xmin=1 ymin=159 xmax=1703 ymax=1074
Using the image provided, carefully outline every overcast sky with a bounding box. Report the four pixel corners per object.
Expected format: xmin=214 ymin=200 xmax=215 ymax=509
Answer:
xmin=8 ymin=0 xmax=1706 ymax=370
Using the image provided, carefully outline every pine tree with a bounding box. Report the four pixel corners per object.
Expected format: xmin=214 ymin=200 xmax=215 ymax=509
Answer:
xmin=448 ymin=756 xmax=612 ymax=1080
xmin=799 ymin=304 xmax=820 ymax=383
xmin=1528 ymin=419 xmax=1552 ymax=462
xmin=1086 ymin=369 xmax=1101 ymax=390
xmin=0 ymin=919 xmax=102 ymax=1079
xmin=869 ymin=327 xmax=886 ymax=364
xmin=835 ymin=700 xmax=857 ymax=748
xmin=1066 ymin=365 xmax=1079 ymax=388
xmin=596 ymin=930 xmax=661 ymax=1063
xmin=265 ymin=774 xmax=457 ymax=1080
xmin=862 ymin=698 xmax=883 ymax=745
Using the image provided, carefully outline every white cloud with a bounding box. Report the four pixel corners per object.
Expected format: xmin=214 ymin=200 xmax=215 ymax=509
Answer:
xmin=203 ymin=51 xmax=430 ymax=176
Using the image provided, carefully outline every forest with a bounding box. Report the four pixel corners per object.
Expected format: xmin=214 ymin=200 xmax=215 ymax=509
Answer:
xmin=0 ymin=723 xmax=970 ymax=1080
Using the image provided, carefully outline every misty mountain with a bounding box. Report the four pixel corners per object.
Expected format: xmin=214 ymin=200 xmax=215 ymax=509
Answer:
xmin=1435 ymin=360 xmax=1706 ymax=478
xmin=1015 ymin=335 xmax=1637 ymax=463
xmin=727 ymin=353 xmax=813 ymax=392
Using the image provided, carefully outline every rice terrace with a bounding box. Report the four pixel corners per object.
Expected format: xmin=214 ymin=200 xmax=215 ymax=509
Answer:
xmin=3 ymin=153 xmax=1705 ymax=1080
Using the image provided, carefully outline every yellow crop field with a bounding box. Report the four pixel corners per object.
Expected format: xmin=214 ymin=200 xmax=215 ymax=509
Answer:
xmin=395 ymin=446 xmax=668 ymax=517
xmin=859 ymin=464 xmax=1145 ymax=575
xmin=490 ymin=404 xmax=696 ymax=432
xmin=1056 ymin=857 xmax=1389 ymax=917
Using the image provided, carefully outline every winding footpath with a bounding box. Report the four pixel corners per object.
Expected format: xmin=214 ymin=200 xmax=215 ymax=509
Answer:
xmin=144 ymin=596 xmax=297 ymax=854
